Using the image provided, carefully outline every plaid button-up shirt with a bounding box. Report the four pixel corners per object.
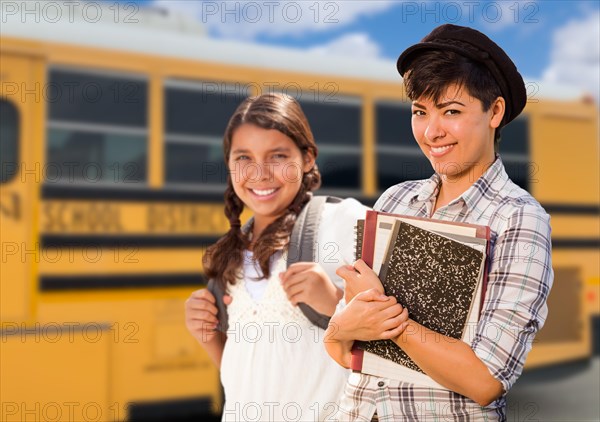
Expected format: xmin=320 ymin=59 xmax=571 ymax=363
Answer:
xmin=334 ymin=157 xmax=553 ymax=421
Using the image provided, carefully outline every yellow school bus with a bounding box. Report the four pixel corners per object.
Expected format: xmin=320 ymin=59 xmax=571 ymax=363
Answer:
xmin=1 ymin=3 xmax=598 ymax=421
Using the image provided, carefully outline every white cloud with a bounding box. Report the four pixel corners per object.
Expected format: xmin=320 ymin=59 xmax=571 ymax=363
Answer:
xmin=308 ymin=32 xmax=381 ymax=58
xmin=151 ymin=0 xmax=398 ymax=39
xmin=477 ymin=1 xmax=540 ymax=32
xmin=151 ymin=0 xmax=204 ymax=18
xmin=542 ymin=12 xmax=600 ymax=101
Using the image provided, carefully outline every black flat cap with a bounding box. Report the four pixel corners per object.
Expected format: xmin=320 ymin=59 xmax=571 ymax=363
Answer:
xmin=397 ymin=24 xmax=526 ymax=124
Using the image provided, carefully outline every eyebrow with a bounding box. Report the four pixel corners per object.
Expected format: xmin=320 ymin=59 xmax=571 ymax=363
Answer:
xmin=412 ymin=100 xmax=466 ymax=109
xmin=231 ymin=147 xmax=292 ymax=154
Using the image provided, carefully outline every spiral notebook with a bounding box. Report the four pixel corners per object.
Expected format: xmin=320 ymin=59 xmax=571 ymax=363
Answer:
xmin=354 ymin=219 xmax=365 ymax=262
xmin=352 ymin=210 xmax=490 ymax=384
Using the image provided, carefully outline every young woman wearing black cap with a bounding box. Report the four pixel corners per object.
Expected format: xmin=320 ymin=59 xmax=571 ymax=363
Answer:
xmin=325 ymin=24 xmax=553 ymax=421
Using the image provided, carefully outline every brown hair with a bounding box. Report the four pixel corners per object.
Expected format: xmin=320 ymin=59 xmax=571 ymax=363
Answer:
xmin=203 ymin=93 xmax=321 ymax=288
xmin=402 ymin=49 xmax=504 ymax=148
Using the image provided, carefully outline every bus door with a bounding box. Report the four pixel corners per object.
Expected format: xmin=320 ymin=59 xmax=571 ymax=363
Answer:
xmin=0 ymin=53 xmax=39 ymax=324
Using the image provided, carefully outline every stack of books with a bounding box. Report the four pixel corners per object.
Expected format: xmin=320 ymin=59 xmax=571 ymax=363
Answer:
xmin=352 ymin=210 xmax=490 ymax=386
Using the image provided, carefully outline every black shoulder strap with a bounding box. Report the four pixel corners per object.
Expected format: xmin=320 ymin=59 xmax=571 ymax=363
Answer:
xmin=288 ymin=195 xmax=342 ymax=330
xmin=208 ymin=218 xmax=254 ymax=333
xmin=207 ymin=278 xmax=229 ymax=333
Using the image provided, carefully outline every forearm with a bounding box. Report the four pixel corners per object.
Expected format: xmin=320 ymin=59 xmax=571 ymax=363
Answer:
xmin=198 ymin=332 xmax=227 ymax=367
xmin=395 ymin=320 xmax=503 ymax=406
xmin=324 ymin=325 xmax=354 ymax=368
xmin=310 ymin=285 xmax=343 ymax=317
xmin=327 ymin=286 xmax=344 ymax=316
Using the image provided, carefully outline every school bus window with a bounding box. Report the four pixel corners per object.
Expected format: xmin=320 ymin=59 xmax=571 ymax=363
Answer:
xmin=499 ymin=116 xmax=530 ymax=191
xmin=317 ymin=149 xmax=361 ymax=190
xmin=378 ymin=152 xmax=433 ymax=192
xmin=376 ymin=101 xmax=432 ymax=191
xmin=46 ymin=69 xmax=148 ymax=184
xmin=0 ymin=99 xmax=19 ymax=183
xmin=298 ymin=97 xmax=362 ymax=190
xmin=165 ymin=81 xmax=245 ymax=136
xmin=46 ymin=129 xmax=147 ymax=183
xmin=499 ymin=116 xmax=530 ymax=155
xmin=166 ymin=143 xmax=226 ymax=185
xmin=48 ymin=69 xmax=148 ymax=127
xmin=164 ymin=80 xmax=245 ymax=185
xmin=299 ymin=99 xmax=361 ymax=146
xmin=376 ymin=102 xmax=415 ymax=147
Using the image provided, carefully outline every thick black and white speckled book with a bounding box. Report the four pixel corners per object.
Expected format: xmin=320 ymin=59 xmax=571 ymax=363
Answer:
xmin=351 ymin=211 xmax=490 ymax=382
xmin=363 ymin=220 xmax=484 ymax=373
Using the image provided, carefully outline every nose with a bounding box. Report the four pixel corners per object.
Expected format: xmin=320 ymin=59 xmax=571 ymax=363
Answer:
xmin=241 ymin=160 xmax=275 ymax=183
xmin=424 ymin=114 xmax=445 ymax=142
xmin=258 ymin=160 xmax=273 ymax=181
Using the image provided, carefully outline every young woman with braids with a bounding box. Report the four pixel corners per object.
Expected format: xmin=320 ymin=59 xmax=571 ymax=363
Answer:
xmin=184 ymin=93 xmax=367 ymax=422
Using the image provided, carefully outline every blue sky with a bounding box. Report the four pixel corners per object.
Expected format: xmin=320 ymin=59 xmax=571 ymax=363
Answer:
xmin=129 ymin=0 xmax=599 ymax=99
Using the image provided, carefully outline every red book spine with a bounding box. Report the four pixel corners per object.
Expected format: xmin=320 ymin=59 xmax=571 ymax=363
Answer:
xmin=350 ymin=342 xmax=364 ymax=372
xmin=360 ymin=210 xmax=379 ymax=269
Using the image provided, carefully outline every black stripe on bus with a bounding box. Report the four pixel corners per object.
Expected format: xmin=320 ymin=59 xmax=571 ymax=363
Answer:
xmin=128 ymin=397 xmax=214 ymax=421
xmin=41 ymin=235 xmax=222 ymax=248
xmin=542 ymin=203 xmax=600 ymax=215
xmin=552 ymin=238 xmax=600 ymax=249
xmin=40 ymin=273 xmax=207 ymax=291
xmin=41 ymin=184 xmax=377 ymax=205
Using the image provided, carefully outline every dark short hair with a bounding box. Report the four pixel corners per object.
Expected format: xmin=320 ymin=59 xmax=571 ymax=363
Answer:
xmin=403 ymin=49 xmax=504 ymax=145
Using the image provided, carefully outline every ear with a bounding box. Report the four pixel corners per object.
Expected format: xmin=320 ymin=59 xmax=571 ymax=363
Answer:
xmin=302 ymin=150 xmax=316 ymax=173
xmin=490 ymin=97 xmax=506 ymax=129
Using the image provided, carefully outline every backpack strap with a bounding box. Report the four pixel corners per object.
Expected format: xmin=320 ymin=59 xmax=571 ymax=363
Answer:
xmin=207 ymin=278 xmax=229 ymax=333
xmin=207 ymin=218 xmax=254 ymax=333
xmin=288 ymin=195 xmax=342 ymax=330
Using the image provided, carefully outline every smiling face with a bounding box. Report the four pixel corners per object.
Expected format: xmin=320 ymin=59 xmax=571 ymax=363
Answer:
xmin=411 ymin=84 xmax=504 ymax=191
xmin=228 ymin=123 xmax=315 ymax=234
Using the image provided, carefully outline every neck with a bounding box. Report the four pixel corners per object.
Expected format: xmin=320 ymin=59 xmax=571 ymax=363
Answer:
xmin=437 ymin=175 xmax=473 ymax=204
xmin=252 ymin=217 xmax=271 ymax=240
xmin=434 ymin=159 xmax=495 ymax=213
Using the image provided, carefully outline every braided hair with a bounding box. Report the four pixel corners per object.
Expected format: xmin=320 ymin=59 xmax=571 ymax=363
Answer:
xmin=203 ymin=93 xmax=321 ymax=289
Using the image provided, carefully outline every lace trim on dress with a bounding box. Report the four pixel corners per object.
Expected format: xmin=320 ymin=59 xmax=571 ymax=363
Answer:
xmin=227 ymin=250 xmax=311 ymax=326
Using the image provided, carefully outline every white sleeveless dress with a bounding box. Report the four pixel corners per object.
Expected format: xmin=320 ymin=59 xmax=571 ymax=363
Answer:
xmin=220 ymin=250 xmax=350 ymax=422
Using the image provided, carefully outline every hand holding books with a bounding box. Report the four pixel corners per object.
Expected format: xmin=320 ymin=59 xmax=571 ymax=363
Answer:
xmin=337 ymin=259 xmax=384 ymax=303
xmin=332 ymin=289 xmax=408 ymax=341
xmin=326 ymin=259 xmax=410 ymax=371
xmin=325 ymin=288 xmax=409 ymax=369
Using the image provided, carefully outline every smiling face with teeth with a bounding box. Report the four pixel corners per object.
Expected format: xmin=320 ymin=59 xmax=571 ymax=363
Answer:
xmin=228 ymin=123 xmax=315 ymax=235
xmin=411 ymin=83 xmax=505 ymax=194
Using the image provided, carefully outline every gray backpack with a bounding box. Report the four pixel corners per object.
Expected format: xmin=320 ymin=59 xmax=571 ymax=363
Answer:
xmin=207 ymin=196 xmax=342 ymax=332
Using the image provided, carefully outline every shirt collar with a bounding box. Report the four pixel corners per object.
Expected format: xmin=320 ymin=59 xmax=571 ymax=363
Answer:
xmin=409 ymin=156 xmax=509 ymax=218
xmin=464 ymin=156 xmax=511 ymax=220
xmin=413 ymin=173 xmax=441 ymax=204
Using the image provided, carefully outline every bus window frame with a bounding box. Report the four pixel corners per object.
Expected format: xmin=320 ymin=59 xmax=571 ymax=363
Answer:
xmin=163 ymin=78 xmax=247 ymax=189
xmin=296 ymin=93 xmax=363 ymax=193
xmin=45 ymin=65 xmax=150 ymax=188
xmin=0 ymin=98 xmax=20 ymax=184
xmin=375 ymin=99 xmax=429 ymax=192
xmin=497 ymin=114 xmax=531 ymax=192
